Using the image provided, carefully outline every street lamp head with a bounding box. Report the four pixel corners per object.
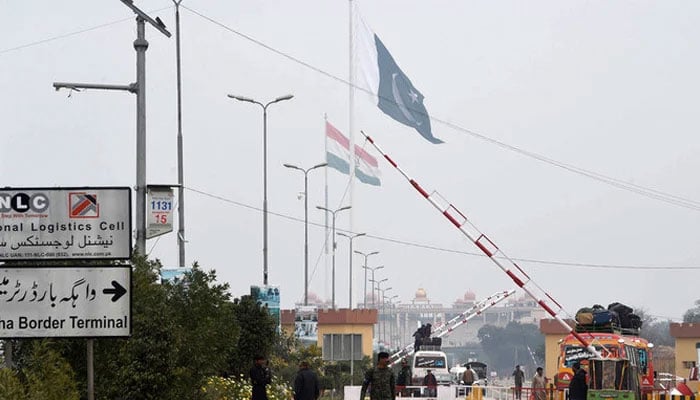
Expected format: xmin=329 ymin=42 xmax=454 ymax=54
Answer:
xmin=274 ymin=94 xmax=294 ymax=102
xmin=311 ymin=162 xmax=328 ymax=170
xmin=339 ymin=205 xmax=352 ymax=212
xmin=227 ymin=94 xmax=255 ymax=103
xmin=283 ymin=163 xmax=302 ymax=171
xmin=316 ymin=205 xmax=329 ymax=212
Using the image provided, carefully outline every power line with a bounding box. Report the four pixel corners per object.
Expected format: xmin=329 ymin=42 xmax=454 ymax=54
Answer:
xmin=184 ymin=186 xmax=700 ymax=271
xmin=0 ymin=6 xmax=172 ymax=56
xmin=180 ymin=5 xmax=700 ymax=213
xmin=4 ymin=6 xmax=699 ymax=210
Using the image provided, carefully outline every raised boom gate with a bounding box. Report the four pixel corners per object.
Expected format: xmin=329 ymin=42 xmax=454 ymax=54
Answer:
xmin=361 ymin=131 xmax=601 ymax=357
xmin=389 ymin=289 xmax=515 ymax=366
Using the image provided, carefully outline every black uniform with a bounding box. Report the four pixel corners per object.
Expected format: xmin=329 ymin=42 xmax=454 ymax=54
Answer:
xmin=569 ymin=368 xmax=588 ymax=400
xmin=250 ymin=364 xmax=272 ymax=400
xmin=294 ymin=367 xmax=320 ymax=400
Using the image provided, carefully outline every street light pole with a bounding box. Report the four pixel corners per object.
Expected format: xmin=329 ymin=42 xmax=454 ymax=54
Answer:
xmin=173 ymin=0 xmax=186 ymax=267
xmin=355 ymin=250 xmax=379 ymax=308
xmin=364 ymin=267 xmax=384 ymax=308
xmin=284 ymin=162 xmax=327 ymax=305
xmin=317 ymin=205 xmax=351 ymax=309
xmin=369 ymin=277 xmax=388 ymax=347
xmin=338 ymin=232 xmax=366 ymax=309
xmin=384 ymin=294 xmax=398 ymax=346
xmin=378 ymin=287 xmax=393 ymax=344
xmin=53 ymin=2 xmax=171 ymax=257
xmin=228 ymin=93 xmax=294 ymax=285
xmin=53 ymin=4 xmax=170 ymax=399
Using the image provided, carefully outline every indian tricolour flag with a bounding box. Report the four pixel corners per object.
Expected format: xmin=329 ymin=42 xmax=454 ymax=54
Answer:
xmin=326 ymin=121 xmax=381 ymax=186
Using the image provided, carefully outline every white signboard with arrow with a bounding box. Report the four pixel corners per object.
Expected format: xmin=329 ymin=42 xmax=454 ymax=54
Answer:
xmin=0 ymin=266 xmax=131 ymax=338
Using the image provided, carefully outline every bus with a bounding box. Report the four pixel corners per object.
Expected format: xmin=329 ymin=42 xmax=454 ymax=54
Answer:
xmin=588 ymin=357 xmax=641 ymax=400
xmin=555 ymin=332 xmax=654 ymax=396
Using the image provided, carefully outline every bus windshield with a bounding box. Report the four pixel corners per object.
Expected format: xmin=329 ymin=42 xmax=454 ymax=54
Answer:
xmin=415 ymin=356 xmax=446 ymax=368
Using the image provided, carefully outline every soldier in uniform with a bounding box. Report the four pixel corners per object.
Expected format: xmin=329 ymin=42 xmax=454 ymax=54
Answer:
xmin=360 ymin=352 xmax=395 ymax=400
xmin=250 ymin=355 xmax=272 ymax=400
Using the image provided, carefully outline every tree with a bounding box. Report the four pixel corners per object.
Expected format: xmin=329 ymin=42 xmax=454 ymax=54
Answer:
xmin=634 ymin=307 xmax=673 ymax=347
xmin=683 ymin=300 xmax=700 ymax=323
xmin=95 ymin=256 xmax=177 ymax=400
xmin=477 ymin=322 xmax=544 ymax=375
xmin=228 ymin=294 xmax=278 ymax=376
xmin=23 ymin=340 xmax=80 ymax=400
xmin=166 ymin=263 xmax=240 ymax=399
xmin=0 ymin=368 xmax=26 ymax=400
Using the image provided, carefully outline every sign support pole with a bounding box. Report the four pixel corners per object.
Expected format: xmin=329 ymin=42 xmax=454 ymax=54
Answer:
xmin=87 ymin=339 xmax=94 ymax=400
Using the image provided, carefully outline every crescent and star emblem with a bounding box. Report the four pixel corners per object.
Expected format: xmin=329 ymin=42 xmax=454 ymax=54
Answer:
xmin=391 ymin=72 xmax=422 ymax=126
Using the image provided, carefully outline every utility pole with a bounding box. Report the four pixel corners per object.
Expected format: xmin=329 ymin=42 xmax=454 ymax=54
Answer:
xmin=173 ymin=0 xmax=186 ymax=267
xmin=53 ymin=3 xmax=170 ymax=400
xmin=53 ymin=1 xmax=170 ymax=256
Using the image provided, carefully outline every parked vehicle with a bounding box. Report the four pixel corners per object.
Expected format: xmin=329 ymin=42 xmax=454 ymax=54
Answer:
xmin=411 ymin=350 xmax=451 ymax=386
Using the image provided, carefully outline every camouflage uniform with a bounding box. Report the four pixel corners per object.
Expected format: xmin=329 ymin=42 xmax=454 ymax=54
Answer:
xmin=360 ymin=366 xmax=395 ymax=400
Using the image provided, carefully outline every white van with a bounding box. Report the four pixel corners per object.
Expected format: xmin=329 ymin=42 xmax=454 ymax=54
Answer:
xmin=411 ymin=350 xmax=451 ymax=385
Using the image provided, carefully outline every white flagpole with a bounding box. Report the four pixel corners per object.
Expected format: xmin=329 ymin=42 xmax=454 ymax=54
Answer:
xmin=324 ymin=114 xmax=330 ymax=304
xmin=348 ymin=0 xmax=356 ymax=232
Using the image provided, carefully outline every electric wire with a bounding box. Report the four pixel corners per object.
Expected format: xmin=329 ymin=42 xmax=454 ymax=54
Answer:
xmin=0 ymin=6 xmax=173 ymax=56
xmin=180 ymin=5 xmax=700 ymax=212
xmin=3 ymin=5 xmax=699 ymax=211
xmin=184 ymin=186 xmax=700 ymax=271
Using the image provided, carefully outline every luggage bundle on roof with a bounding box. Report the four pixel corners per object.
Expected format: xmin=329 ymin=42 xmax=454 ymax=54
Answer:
xmin=575 ymin=302 xmax=642 ymax=334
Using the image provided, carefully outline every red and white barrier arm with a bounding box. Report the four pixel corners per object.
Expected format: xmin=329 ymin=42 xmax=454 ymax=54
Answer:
xmin=361 ymin=131 xmax=601 ymax=358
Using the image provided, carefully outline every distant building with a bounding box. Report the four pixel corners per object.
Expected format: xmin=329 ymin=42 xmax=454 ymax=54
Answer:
xmin=283 ymin=288 xmax=545 ymax=364
xmin=378 ymin=288 xmax=546 ymax=351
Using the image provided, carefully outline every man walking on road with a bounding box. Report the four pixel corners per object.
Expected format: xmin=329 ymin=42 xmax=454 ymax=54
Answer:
xmin=532 ymin=367 xmax=547 ymax=400
xmin=293 ymin=361 xmax=320 ymax=400
xmin=512 ymin=365 xmax=525 ymax=400
xmin=463 ymin=365 xmax=476 ymax=395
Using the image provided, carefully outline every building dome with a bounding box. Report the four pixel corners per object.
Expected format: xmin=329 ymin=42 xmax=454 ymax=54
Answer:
xmin=413 ymin=288 xmax=430 ymax=303
xmin=463 ymin=291 xmax=476 ymax=301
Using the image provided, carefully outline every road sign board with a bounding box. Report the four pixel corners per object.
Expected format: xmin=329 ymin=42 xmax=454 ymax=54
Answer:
xmin=146 ymin=187 xmax=174 ymax=239
xmin=0 ymin=187 xmax=132 ymax=261
xmin=0 ymin=266 xmax=131 ymax=338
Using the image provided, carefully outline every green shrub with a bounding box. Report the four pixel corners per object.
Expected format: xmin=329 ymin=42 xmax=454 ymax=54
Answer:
xmin=25 ymin=341 xmax=79 ymax=400
xmin=0 ymin=368 xmax=27 ymax=400
xmin=202 ymin=375 xmax=293 ymax=400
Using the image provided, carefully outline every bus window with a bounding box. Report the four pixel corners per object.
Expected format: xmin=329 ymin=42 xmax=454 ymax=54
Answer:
xmin=414 ymin=355 xmax=446 ymax=368
xmin=563 ymin=346 xmax=596 ymax=367
xmin=638 ymin=349 xmax=648 ymax=373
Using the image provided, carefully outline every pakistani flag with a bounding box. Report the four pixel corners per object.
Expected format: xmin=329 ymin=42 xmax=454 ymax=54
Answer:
xmin=357 ymin=16 xmax=443 ymax=144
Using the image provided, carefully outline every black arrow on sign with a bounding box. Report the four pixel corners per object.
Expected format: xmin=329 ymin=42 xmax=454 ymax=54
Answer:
xmin=103 ymin=281 xmax=127 ymax=302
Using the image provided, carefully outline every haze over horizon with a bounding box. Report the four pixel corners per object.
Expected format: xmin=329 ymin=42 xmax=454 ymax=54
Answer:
xmin=3 ymin=1 xmax=700 ymax=322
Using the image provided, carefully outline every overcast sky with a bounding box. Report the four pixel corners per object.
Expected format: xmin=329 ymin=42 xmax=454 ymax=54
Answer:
xmin=3 ymin=1 xmax=699 ymax=321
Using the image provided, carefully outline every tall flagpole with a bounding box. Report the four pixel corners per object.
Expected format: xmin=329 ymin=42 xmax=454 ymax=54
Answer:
xmin=348 ymin=0 xmax=356 ymax=311
xmin=348 ymin=0 xmax=356 ymax=233
xmin=324 ymin=114 xmax=330 ymax=304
